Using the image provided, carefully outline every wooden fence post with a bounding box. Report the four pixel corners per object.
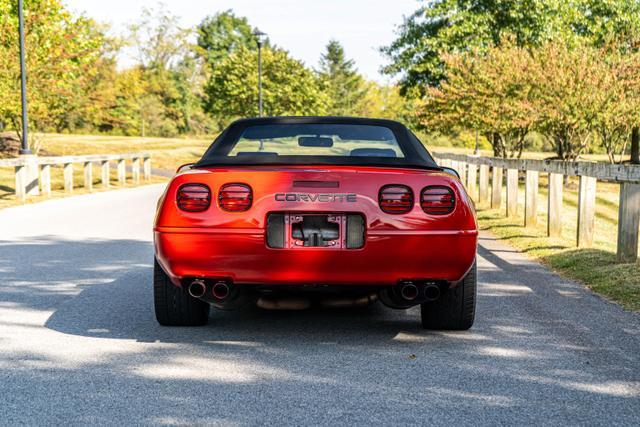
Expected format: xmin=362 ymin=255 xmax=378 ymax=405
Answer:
xmin=450 ymin=160 xmax=459 ymax=177
xmin=616 ymin=182 xmax=640 ymax=263
xmin=458 ymin=161 xmax=467 ymax=186
xmin=14 ymin=156 xmax=39 ymax=199
xmin=479 ymin=164 xmax=490 ymax=205
xmin=577 ymin=175 xmax=597 ymax=247
xmin=63 ymin=163 xmax=73 ymax=193
xmin=132 ymin=157 xmax=140 ymax=185
xmin=40 ymin=164 xmax=51 ymax=197
xmin=491 ymin=167 xmax=503 ymax=209
xmin=548 ymin=173 xmax=563 ymax=237
xmin=525 ymin=170 xmax=538 ymax=227
xmin=101 ymin=160 xmax=110 ymax=189
xmin=84 ymin=161 xmax=93 ymax=192
xmin=467 ymin=163 xmax=477 ymax=197
xmin=14 ymin=164 xmax=26 ymax=201
xmin=117 ymin=159 xmax=126 ymax=186
xmin=143 ymin=157 xmax=151 ymax=181
xmin=506 ymin=169 xmax=518 ymax=217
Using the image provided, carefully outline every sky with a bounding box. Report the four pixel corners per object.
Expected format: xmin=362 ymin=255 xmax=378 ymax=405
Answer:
xmin=63 ymin=0 xmax=421 ymax=82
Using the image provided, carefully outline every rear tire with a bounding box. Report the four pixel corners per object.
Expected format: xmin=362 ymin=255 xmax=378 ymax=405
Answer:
xmin=153 ymin=258 xmax=209 ymax=326
xmin=421 ymin=261 xmax=476 ymax=330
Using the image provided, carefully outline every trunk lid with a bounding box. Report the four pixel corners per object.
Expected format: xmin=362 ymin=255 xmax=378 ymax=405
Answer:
xmin=155 ymin=165 xmax=476 ymax=233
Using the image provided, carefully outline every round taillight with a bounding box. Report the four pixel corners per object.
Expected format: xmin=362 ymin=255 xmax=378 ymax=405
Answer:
xmin=177 ymin=184 xmax=211 ymax=212
xmin=379 ymin=185 xmax=414 ymax=214
xmin=421 ymin=186 xmax=455 ymax=215
xmin=219 ymin=183 xmax=252 ymax=212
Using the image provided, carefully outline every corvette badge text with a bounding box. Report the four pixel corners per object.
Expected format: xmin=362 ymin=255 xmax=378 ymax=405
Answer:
xmin=275 ymin=193 xmax=357 ymax=203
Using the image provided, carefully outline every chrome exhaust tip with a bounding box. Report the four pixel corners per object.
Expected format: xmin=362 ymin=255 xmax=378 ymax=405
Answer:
xmin=188 ymin=279 xmax=207 ymax=298
xmin=211 ymin=281 xmax=230 ymax=300
xmin=399 ymin=283 xmax=419 ymax=301
xmin=424 ymin=284 xmax=441 ymax=301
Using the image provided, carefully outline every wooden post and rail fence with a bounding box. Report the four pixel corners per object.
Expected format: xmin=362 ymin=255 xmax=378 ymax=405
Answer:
xmin=0 ymin=153 xmax=152 ymax=201
xmin=433 ymin=152 xmax=640 ymax=263
xmin=2 ymin=150 xmax=638 ymax=263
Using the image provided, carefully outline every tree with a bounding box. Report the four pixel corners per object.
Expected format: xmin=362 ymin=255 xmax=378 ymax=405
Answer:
xmin=127 ymin=5 xmax=210 ymax=137
xmin=355 ymin=82 xmax=416 ymax=123
xmin=204 ymin=46 xmax=328 ymax=122
xmin=172 ymin=55 xmax=213 ymax=135
xmin=382 ymin=0 xmax=640 ymax=96
xmin=129 ymin=5 xmax=189 ymax=70
xmin=196 ymin=10 xmax=259 ymax=68
xmin=632 ymin=128 xmax=640 ymax=164
xmin=418 ymin=38 xmax=640 ymax=162
xmin=587 ymin=45 xmax=640 ymax=163
xmin=317 ymin=40 xmax=366 ymax=115
xmin=0 ymin=0 xmax=107 ymax=139
xmin=421 ymin=40 xmax=538 ymax=158
xmin=532 ymin=41 xmax=606 ymax=162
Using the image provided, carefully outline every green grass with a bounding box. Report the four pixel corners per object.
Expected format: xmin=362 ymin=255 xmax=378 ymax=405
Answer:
xmin=40 ymin=133 xmax=213 ymax=171
xmin=431 ymin=146 xmax=615 ymax=162
xmin=475 ymin=175 xmax=640 ymax=311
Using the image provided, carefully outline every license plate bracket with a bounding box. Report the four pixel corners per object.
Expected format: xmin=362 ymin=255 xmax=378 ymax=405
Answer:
xmin=285 ymin=213 xmax=346 ymax=249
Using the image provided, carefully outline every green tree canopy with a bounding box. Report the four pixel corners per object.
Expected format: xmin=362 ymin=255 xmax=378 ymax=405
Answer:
xmin=204 ymin=46 xmax=328 ymax=122
xmin=382 ymin=0 xmax=640 ymax=95
xmin=317 ymin=40 xmax=366 ymax=115
xmin=422 ymin=38 xmax=640 ymax=161
xmin=0 ymin=0 xmax=107 ymax=137
xmin=197 ymin=10 xmax=262 ymax=68
xmin=422 ymin=40 xmax=538 ymax=158
xmin=126 ymin=5 xmax=212 ymax=136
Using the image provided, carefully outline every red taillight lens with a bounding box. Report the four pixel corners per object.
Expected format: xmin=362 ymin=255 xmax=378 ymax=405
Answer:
xmin=177 ymin=184 xmax=211 ymax=212
xmin=379 ymin=185 xmax=414 ymax=214
xmin=421 ymin=186 xmax=455 ymax=215
xmin=219 ymin=183 xmax=252 ymax=212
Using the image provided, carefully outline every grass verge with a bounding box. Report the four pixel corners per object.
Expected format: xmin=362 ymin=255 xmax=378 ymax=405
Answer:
xmin=476 ymin=176 xmax=639 ymax=311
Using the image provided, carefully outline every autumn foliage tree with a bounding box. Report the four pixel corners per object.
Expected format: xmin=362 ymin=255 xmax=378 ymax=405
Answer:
xmin=422 ymin=38 xmax=640 ymax=162
xmin=422 ymin=41 xmax=537 ymax=158
xmin=0 ymin=0 xmax=107 ymax=139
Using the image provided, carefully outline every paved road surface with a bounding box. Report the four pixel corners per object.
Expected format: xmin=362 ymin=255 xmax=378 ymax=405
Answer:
xmin=1 ymin=185 xmax=639 ymax=425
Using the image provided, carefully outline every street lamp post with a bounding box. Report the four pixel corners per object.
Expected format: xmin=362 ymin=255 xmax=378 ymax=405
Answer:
xmin=18 ymin=0 xmax=31 ymax=154
xmin=253 ymin=30 xmax=267 ymax=117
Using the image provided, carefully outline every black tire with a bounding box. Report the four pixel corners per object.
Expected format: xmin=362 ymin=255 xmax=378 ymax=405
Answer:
xmin=153 ymin=258 xmax=209 ymax=326
xmin=421 ymin=261 xmax=476 ymax=330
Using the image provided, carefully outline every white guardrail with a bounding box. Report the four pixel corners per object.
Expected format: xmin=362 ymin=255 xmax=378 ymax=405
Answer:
xmin=0 ymin=153 xmax=152 ymax=201
xmin=432 ymin=152 xmax=640 ymax=263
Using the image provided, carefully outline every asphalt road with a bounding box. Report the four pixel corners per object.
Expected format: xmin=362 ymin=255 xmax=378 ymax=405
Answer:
xmin=1 ymin=184 xmax=639 ymax=425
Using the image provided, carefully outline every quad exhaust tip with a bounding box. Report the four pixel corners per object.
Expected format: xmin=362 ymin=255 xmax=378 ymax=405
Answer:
xmin=212 ymin=281 xmax=230 ymax=300
xmin=400 ymin=283 xmax=419 ymax=301
xmin=188 ymin=279 xmax=207 ymax=298
xmin=424 ymin=284 xmax=441 ymax=301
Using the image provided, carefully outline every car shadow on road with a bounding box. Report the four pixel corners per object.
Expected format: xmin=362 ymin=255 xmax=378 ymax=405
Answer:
xmin=0 ymin=236 xmax=425 ymax=345
xmin=3 ymin=236 xmax=640 ymax=424
xmin=0 ymin=234 xmax=621 ymax=347
xmin=45 ymin=266 xmax=429 ymax=345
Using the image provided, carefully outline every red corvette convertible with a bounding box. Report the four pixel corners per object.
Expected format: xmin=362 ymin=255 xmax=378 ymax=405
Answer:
xmin=153 ymin=117 xmax=478 ymax=329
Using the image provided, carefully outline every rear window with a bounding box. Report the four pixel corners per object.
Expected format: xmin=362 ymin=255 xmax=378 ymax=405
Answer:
xmin=195 ymin=119 xmax=439 ymax=169
xmin=226 ymin=124 xmax=405 ymax=158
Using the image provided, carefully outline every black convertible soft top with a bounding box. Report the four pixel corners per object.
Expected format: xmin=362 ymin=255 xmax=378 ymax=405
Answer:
xmin=195 ymin=116 xmax=439 ymax=169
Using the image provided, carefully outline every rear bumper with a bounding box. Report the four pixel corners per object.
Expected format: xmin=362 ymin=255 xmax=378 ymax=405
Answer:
xmin=155 ymin=227 xmax=478 ymax=286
